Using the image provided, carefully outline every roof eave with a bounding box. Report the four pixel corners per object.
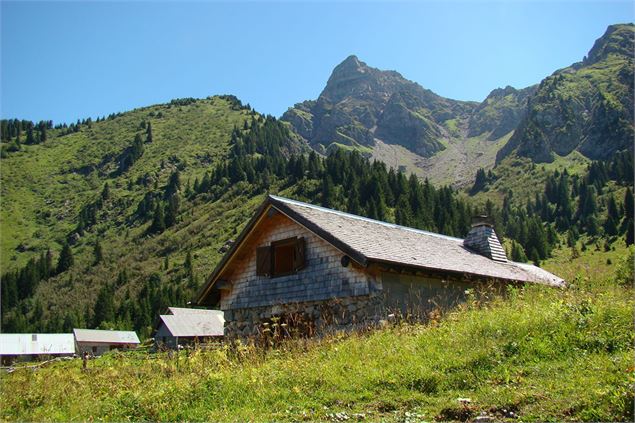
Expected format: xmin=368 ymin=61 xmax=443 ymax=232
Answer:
xmin=194 ymin=196 xmax=275 ymax=305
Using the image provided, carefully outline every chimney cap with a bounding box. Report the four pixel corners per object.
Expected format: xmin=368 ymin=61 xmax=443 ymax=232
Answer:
xmin=471 ymin=215 xmax=493 ymax=227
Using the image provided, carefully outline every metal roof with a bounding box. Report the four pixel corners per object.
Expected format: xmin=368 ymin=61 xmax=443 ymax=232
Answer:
xmin=159 ymin=309 xmax=224 ymax=337
xmin=73 ymin=329 xmax=140 ymax=344
xmin=0 ymin=333 xmax=75 ymax=356
xmin=196 ymin=195 xmax=565 ymax=304
xmin=167 ymin=307 xmax=216 ymax=315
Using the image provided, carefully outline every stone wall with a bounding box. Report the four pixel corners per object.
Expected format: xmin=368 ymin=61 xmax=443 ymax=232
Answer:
xmin=224 ymin=293 xmax=384 ymax=340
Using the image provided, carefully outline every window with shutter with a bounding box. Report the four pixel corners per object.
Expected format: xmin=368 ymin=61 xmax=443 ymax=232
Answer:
xmin=294 ymin=237 xmax=306 ymax=271
xmin=257 ymin=237 xmax=308 ymax=278
xmin=256 ymin=246 xmax=272 ymax=276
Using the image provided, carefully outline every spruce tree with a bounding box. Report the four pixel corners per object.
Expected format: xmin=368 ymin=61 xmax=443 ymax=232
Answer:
xmin=93 ymin=285 xmax=115 ymax=327
xmin=101 ymin=182 xmax=110 ymax=200
xmin=624 ymin=188 xmax=634 ymax=220
xmin=146 ymin=122 xmax=153 ymax=143
xmin=149 ymin=203 xmax=166 ymax=233
xmin=626 ymin=219 xmax=634 ymax=246
xmin=93 ymin=239 xmax=104 ymax=264
xmin=56 ymin=242 xmax=74 ymax=274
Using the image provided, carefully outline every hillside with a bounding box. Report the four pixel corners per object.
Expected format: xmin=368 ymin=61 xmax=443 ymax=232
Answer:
xmin=1 ymin=245 xmax=633 ymax=422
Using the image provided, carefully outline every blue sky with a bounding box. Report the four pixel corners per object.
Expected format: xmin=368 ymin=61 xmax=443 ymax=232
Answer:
xmin=1 ymin=1 xmax=633 ymax=124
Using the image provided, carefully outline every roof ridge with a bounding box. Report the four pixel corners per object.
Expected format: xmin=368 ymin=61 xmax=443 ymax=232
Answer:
xmin=268 ymin=195 xmax=464 ymax=243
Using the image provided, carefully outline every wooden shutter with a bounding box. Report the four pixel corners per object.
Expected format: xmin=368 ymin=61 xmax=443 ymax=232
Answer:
xmin=256 ymin=246 xmax=272 ymax=276
xmin=293 ymin=237 xmax=306 ymax=271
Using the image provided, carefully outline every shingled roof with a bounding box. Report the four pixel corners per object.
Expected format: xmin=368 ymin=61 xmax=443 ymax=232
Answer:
xmin=196 ymin=195 xmax=564 ymax=304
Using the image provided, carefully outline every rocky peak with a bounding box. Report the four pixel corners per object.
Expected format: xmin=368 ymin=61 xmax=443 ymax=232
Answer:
xmin=584 ymin=23 xmax=634 ymax=65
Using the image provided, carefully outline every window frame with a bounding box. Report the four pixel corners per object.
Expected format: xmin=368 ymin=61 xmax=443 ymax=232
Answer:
xmin=271 ymin=237 xmax=298 ymax=278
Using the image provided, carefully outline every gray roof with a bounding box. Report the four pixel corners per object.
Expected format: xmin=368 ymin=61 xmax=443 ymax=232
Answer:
xmin=0 ymin=333 xmax=75 ymax=356
xmin=73 ymin=329 xmax=140 ymax=344
xmin=196 ymin=195 xmax=564 ymax=304
xmin=159 ymin=308 xmax=224 ymax=337
xmin=271 ymin=196 xmax=564 ymax=286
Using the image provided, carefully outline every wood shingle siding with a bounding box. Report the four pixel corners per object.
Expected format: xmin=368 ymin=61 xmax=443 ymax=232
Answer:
xmin=219 ymin=212 xmax=377 ymax=311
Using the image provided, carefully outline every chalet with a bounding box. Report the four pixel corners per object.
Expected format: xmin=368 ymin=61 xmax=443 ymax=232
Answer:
xmin=0 ymin=333 xmax=75 ymax=365
xmin=73 ymin=329 xmax=140 ymax=356
xmin=196 ymin=195 xmax=564 ymax=339
xmin=154 ymin=307 xmax=224 ymax=349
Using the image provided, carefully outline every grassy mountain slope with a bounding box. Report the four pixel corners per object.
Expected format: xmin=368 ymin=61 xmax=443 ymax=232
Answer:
xmin=1 ymin=96 xmax=251 ymax=270
xmin=1 ymin=245 xmax=632 ymax=422
xmin=497 ymin=24 xmax=634 ymax=163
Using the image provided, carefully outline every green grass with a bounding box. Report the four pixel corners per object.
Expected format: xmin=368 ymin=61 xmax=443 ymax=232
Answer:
xmin=1 ymin=246 xmax=632 ymax=422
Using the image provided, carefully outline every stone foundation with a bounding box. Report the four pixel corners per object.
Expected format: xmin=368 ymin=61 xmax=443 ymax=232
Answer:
xmin=224 ymin=294 xmax=384 ymax=340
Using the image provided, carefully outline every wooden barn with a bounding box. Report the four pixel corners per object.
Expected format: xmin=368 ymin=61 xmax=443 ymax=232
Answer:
xmin=196 ymin=195 xmax=564 ymax=339
xmin=154 ymin=307 xmax=224 ymax=349
xmin=73 ymin=329 xmax=140 ymax=356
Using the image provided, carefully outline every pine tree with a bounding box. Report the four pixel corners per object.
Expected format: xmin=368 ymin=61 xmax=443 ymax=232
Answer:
xmin=93 ymin=239 xmax=103 ymax=264
xmin=149 ymin=203 xmax=166 ymax=234
xmin=146 ymin=122 xmax=153 ymax=143
xmin=471 ymin=168 xmax=488 ymax=194
xmin=624 ymin=188 xmax=634 ymax=220
xmin=164 ymin=195 xmax=180 ymax=227
xmin=93 ymin=285 xmax=115 ymax=327
xmin=510 ymin=241 xmax=528 ymax=262
xmin=165 ymin=170 xmax=181 ymax=198
xmin=626 ymin=219 xmax=634 ymax=246
xmin=101 ymin=182 xmax=110 ymax=200
xmin=56 ymin=242 xmax=74 ymax=274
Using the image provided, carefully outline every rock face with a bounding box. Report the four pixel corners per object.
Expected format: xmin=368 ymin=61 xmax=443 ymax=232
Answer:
xmin=282 ymin=55 xmax=478 ymax=158
xmin=497 ymin=23 xmax=634 ymax=163
xmin=468 ymin=85 xmax=537 ymax=140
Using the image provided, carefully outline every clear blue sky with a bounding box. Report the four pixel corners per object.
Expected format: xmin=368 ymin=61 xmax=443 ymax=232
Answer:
xmin=1 ymin=1 xmax=633 ymax=124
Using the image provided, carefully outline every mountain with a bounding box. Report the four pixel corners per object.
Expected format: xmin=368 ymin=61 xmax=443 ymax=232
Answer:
xmin=284 ymin=25 xmax=634 ymax=185
xmin=496 ymin=24 xmax=634 ymax=163
xmin=282 ymin=56 xmax=536 ymax=187
xmin=283 ymin=55 xmax=477 ymax=158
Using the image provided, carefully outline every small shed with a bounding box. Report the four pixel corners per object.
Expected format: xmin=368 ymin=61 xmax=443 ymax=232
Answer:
xmin=0 ymin=333 xmax=75 ymax=365
xmin=73 ymin=329 xmax=140 ymax=356
xmin=155 ymin=307 xmax=224 ymax=349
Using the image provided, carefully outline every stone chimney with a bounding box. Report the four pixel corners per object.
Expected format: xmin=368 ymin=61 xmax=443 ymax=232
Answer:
xmin=463 ymin=215 xmax=508 ymax=262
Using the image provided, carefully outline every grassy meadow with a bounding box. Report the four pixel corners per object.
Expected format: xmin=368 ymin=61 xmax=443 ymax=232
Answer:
xmin=1 ymin=245 xmax=632 ymax=422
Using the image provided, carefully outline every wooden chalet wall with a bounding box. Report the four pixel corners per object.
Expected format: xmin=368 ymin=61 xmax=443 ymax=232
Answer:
xmin=219 ymin=210 xmax=380 ymax=310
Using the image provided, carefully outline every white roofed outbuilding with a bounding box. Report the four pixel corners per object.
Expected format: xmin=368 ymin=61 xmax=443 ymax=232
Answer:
xmin=154 ymin=307 xmax=224 ymax=349
xmin=0 ymin=333 xmax=75 ymax=364
xmin=73 ymin=328 xmax=140 ymax=356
